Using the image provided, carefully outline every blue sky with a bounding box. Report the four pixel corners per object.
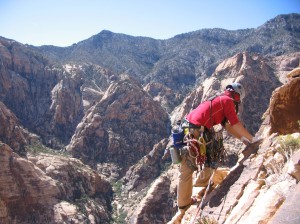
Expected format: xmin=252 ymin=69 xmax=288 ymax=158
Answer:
xmin=0 ymin=0 xmax=299 ymax=47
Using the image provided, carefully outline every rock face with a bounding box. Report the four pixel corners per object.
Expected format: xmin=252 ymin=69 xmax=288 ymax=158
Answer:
xmin=287 ymin=148 xmax=300 ymax=181
xmin=0 ymin=143 xmax=60 ymax=223
xmin=120 ymin=139 xmax=174 ymax=223
xmin=0 ymin=38 xmax=78 ymax=148
xmin=67 ymin=75 xmax=170 ymax=172
xmin=0 ymin=102 xmax=28 ymax=155
xmin=269 ymin=182 xmax=300 ymax=224
xmin=0 ymin=142 xmax=112 ymax=224
xmin=0 ymin=38 xmax=116 ymax=148
xmin=130 ymin=171 xmax=177 ymax=224
xmin=269 ymin=77 xmax=300 ymax=134
xmin=271 ymin=52 xmax=300 ymax=83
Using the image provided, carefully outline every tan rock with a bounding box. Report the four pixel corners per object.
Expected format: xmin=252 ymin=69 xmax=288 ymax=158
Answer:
xmin=269 ymin=78 xmax=300 ymax=135
xmin=53 ymin=201 xmax=78 ymax=223
xmin=130 ymin=170 xmax=177 ymax=224
xmin=269 ymin=182 xmax=300 ymax=224
xmin=238 ymin=180 xmax=293 ymax=224
xmin=0 ymin=142 xmax=112 ymax=223
xmin=0 ymin=142 xmax=60 ymax=222
xmin=30 ymin=153 xmax=112 ymax=199
xmin=0 ymin=198 xmax=8 ymax=219
xmin=0 ymin=102 xmax=27 ymax=154
xmin=224 ymin=180 xmax=262 ymax=224
xmin=67 ymin=75 xmax=169 ymax=169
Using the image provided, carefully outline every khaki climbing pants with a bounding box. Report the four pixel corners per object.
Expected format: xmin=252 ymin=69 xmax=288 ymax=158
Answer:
xmin=177 ymin=154 xmax=195 ymax=208
xmin=193 ymin=167 xmax=230 ymax=187
xmin=177 ymin=153 xmax=229 ymax=208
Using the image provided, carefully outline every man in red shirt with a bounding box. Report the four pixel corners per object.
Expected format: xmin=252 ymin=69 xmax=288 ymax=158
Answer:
xmin=168 ymin=82 xmax=254 ymax=224
xmin=186 ymin=83 xmax=253 ymax=141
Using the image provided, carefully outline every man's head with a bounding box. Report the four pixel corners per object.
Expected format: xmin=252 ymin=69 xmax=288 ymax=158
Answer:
xmin=226 ymin=82 xmax=245 ymax=102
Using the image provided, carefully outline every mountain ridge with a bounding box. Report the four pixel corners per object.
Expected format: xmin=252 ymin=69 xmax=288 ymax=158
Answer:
xmin=27 ymin=13 xmax=300 ymax=112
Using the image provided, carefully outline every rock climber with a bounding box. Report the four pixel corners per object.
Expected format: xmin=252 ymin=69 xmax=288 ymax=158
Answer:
xmin=168 ymin=82 xmax=257 ymax=224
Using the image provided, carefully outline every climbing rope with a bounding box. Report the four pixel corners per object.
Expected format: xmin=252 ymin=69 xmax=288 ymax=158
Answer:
xmin=183 ymin=133 xmax=208 ymax=167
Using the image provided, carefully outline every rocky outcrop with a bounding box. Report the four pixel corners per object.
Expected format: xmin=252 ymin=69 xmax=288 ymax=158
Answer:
xmin=0 ymin=102 xmax=28 ymax=155
xmin=114 ymin=139 xmax=175 ymax=223
xmin=269 ymin=77 xmax=300 ymax=135
xmin=144 ymin=82 xmax=184 ymax=114
xmin=0 ymin=142 xmax=112 ymax=223
xmin=0 ymin=38 xmax=68 ymax=147
xmin=0 ymin=142 xmax=60 ymax=223
xmin=67 ymin=75 xmax=170 ymax=172
xmin=62 ymin=64 xmax=115 ymax=111
xmin=29 ymin=153 xmax=112 ymax=203
xmin=49 ymin=71 xmax=84 ymax=147
xmin=0 ymin=38 xmax=117 ymax=149
xmin=269 ymin=182 xmax=300 ymax=224
xmin=130 ymin=169 xmax=178 ymax=224
xmin=122 ymin=139 xmax=169 ymax=195
xmin=287 ymin=149 xmax=300 ymax=181
xmin=271 ymin=52 xmax=300 ymax=83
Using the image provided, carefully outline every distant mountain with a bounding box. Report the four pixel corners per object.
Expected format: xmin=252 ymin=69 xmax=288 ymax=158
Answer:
xmin=36 ymin=14 xmax=299 ymax=76
xmin=31 ymin=13 xmax=300 ymax=110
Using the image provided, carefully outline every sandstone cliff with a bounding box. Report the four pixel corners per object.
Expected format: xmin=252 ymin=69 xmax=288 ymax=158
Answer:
xmin=0 ymin=38 xmax=80 ymax=148
xmin=66 ymin=74 xmax=170 ymax=173
xmin=0 ymin=143 xmax=112 ymax=223
xmin=0 ymin=102 xmax=28 ymax=156
xmin=0 ymin=38 xmax=125 ymax=150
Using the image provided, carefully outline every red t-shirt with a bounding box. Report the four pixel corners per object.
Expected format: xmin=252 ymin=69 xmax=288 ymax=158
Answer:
xmin=186 ymin=92 xmax=240 ymax=129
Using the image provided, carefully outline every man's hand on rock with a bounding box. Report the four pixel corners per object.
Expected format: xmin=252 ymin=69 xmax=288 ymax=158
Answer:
xmin=241 ymin=136 xmax=251 ymax=146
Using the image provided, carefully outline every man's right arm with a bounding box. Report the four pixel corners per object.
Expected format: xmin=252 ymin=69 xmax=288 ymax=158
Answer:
xmin=231 ymin=122 xmax=253 ymax=144
xmin=225 ymin=122 xmax=242 ymax=139
xmin=222 ymin=98 xmax=253 ymax=144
